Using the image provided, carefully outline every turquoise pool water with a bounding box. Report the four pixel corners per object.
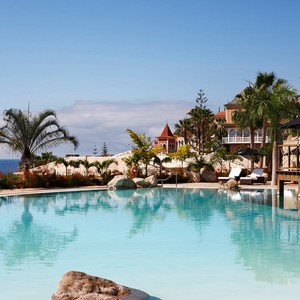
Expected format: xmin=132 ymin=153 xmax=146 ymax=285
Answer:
xmin=1 ymin=188 xmax=300 ymax=299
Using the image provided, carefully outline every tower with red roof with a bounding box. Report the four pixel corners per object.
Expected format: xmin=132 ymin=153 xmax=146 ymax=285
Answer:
xmin=154 ymin=123 xmax=177 ymax=153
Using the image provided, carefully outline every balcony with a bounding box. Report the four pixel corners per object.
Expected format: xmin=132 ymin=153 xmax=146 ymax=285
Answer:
xmin=222 ymin=136 xmax=270 ymax=144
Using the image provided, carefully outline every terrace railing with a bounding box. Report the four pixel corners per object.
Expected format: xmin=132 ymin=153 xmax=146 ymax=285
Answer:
xmin=222 ymin=136 xmax=270 ymax=144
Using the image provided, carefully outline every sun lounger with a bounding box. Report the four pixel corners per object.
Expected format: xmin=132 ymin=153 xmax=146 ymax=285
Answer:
xmin=218 ymin=167 xmax=242 ymax=184
xmin=239 ymin=168 xmax=266 ymax=185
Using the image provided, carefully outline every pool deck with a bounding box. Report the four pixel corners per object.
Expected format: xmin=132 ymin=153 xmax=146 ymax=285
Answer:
xmin=0 ymin=181 xmax=298 ymax=197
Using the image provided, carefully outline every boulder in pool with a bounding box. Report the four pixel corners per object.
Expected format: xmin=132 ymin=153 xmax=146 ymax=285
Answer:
xmin=133 ymin=177 xmax=151 ymax=188
xmin=107 ymin=175 xmax=137 ymax=189
xmin=225 ymin=179 xmax=239 ymax=190
xmin=144 ymin=175 xmax=158 ymax=187
xmin=133 ymin=175 xmax=158 ymax=188
xmin=52 ymin=271 xmax=149 ymax=300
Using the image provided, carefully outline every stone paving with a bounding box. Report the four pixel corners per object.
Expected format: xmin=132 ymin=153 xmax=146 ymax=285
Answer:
xmin=0 ymin=180 xmax=298 ymax=197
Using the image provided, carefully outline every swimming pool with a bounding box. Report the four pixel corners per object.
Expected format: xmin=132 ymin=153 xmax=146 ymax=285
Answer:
xmin=0 ymin=188 xmax=300 ymax=299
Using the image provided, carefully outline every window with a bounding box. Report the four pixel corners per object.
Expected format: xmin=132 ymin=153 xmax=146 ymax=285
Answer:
xmin=229 ymin=129 xmax=235 ymax=137
xmin=244 ymin=128 xmax=250 ymax=137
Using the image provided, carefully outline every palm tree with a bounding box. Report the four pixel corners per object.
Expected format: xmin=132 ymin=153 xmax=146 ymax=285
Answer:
xmin=56 ymin=158 xmax=70 ymax=175
xmin=0 ymin=108 xmax=79 ymax=174
xmin=236 ymin=72 xmax=298 ymax=184
xmin=234 ymin=86 xmax=262 ymax=150
xmin=153 ymin=154 xmax=172 ymax=177
xmin=187 ymin=156 xmax=213 ymax=172
xmin=174 ymin=118 xmax=190 ymax=145
xmin=252 ymin=72 xmax=275 ymax=152
xmin=233 ymin=87 xmax=263 ymax=170
xmin=93 ymin=159 xmax=116 ymax=175
xmin=79 ymin=158 xmax=95 ymax=176
xmin=267 ymin=78 xmax=298 ymax=185
xmin=93 ymin=159 xmax=116 ymax=184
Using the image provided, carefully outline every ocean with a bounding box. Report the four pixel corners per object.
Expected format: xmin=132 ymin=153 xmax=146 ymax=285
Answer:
xmin=0 ymin=159 xmax=21 ymax=174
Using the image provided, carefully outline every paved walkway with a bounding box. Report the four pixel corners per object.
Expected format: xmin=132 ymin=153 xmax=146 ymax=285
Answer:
xmin=162 ymin=181 xmax=277 ymax=189
xmin=0 ymin=185 xmax=107 ymax=197
xmin=0 ymin=181 xmax=297 ymax=197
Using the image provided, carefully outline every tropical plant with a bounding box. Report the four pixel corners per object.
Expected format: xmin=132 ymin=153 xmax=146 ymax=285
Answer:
xmin=174 ymin=118 xmax=190 ymax=145
xmin=251 ymin=72 xmax=300 ymax=170
xmin=266 ymin=78 xmax=298 ymax=184
xmin=79 ymin=159 xmax=95 ymax=176
xmin=186 ymin=156 xmax=213 ymax=172
xmin=93 ymin=159 xmax=116 ymax=184
xmin=69 ymin=159 xmax=81 ymax=169
xmin=56 ymin=158 xmax=70 ymax=175
xmin=55 ymin=158 xmax=80 ymax=176
xmin=210 ymin=143 xmax=239 ymax=173
xmin=0 ymin=108 xmax=79 ymax=174
xmin=153 ymin=154 xmax=172 ymax=177
xmin=126 ymin=129 xmax=156 ymax=177
xmin=170 ymin=144 xmax=193 ymax=167
xmin=235 ymin=72 xmax=299 ymax=184
xmin=93 ymin=159 xmax=116 ymax=175
xmin=123 ymin=155 xmax=141 ymax=169
xmin=233 ymin=87 xmax=264 ymax=170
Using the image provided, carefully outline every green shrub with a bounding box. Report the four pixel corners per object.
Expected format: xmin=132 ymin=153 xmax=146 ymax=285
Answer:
xmin=0 ymin=173 xmax=24 ymax=189
xmin=65 ymin=173 xmax=93 ymax=187
xmin=1 ymin=171 xmax=103 ymax=190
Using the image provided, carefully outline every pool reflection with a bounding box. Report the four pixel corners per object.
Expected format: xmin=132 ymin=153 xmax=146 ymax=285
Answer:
xmin=0 ymin=196 xmax=78 ymax=268
xmin=1 ymin=188 xmax=300 ymax=284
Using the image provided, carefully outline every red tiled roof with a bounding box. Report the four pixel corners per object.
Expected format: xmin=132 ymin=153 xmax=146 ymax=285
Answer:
xmin=214 ymin=111 xmax=226 ymax=118
xmin=157 ymin=123 xmax=175 ymax=138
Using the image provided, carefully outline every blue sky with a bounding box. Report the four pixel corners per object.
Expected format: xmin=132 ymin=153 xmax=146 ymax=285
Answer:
xmin=0 ymin=0 xmax=300 ymax=158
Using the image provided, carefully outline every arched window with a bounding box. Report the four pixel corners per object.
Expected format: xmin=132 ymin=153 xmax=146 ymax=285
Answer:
xmin=244 ymin=128 xmax=250 ymax=137
xmin=236 ymin=129 xmax=242 ymax=142
xmin=229 ymin=129 xmax=235 ymax=142
xmin=229 ymin=129 xmax=235 ymax=137
xmin=257 ymin=129 xmax=263 ymax=137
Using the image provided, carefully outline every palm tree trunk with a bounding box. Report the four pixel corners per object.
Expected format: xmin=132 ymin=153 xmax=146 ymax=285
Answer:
xmin=259 ymin=121 xmax=268 ymax=168
xmin=250 ymin=127 xmax=255 ymax=169
xmin=23 ymin=162 xmax=30 ymax=181
xmin=271 ymin=141 xmax=278 ymax=185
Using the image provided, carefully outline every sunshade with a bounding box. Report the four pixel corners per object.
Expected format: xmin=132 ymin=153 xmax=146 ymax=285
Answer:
xmin=236 ymin=147 xmax=259 ymax=156
xmin=280 ymin=118 xmax=300 ymax=129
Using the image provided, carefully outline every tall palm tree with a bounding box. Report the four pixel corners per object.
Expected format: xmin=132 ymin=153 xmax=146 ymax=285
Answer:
xmin=234 ymin=88 xmax=260 ymax=139
xmin=234 ymin=86 xmax=263 ymax=170
xmin=0 ymin=108 xmax=79 ymax=173
xmin=266 ymin=78 xmax=298 ymax=185
xmin=250 ymin=72 xmax=278 ymax=167
xmin=174 ymin=118 xmax=190 ymax=145
xmin=237 ymin=72 xmax=298 ymax=184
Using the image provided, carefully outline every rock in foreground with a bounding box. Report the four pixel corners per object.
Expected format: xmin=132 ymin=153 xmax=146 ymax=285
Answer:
xmin=52 ymin=271 xmax=149 ymax=300
xmin=107 ymin=175 xmax=137 ymax=190
xmin=225 ymin=179 xmax=239 ymax=190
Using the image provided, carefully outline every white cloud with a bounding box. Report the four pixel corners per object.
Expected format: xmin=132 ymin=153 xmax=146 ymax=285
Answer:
xmin=0 ymin=99 xmax=194 ymax=158
xmin=56 ymin=100 xmax=193 ymax=156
